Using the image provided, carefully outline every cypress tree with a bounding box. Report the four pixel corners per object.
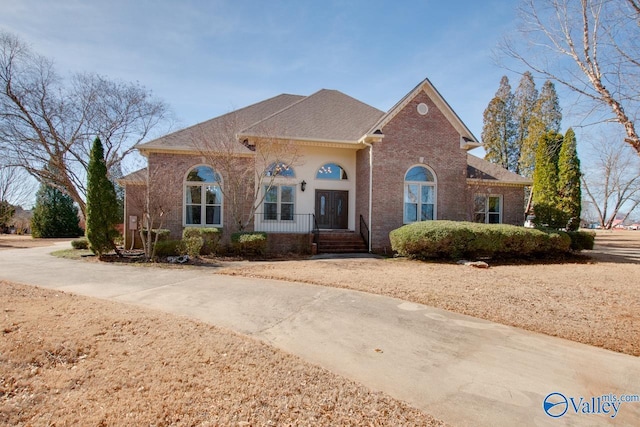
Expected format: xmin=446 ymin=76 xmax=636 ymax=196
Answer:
xmin=86 ymin=137 xmax=120 ymax=256
xmin=520 ymin=81 xmax=562 ymax=177
xmin=557 ymin=128 xmax=581 ymax=230
xmin=482 ymin=76 xmax=516 ymax=171
xmin=532 ymin=131 xmax=563 ymax=228
xmin=31 ymin=184 xmax=83 ymax=238
xmin=513 ymin=72 xmax=538 ymax=175
xmin=537 ymin=81 xmax=562 ymax=133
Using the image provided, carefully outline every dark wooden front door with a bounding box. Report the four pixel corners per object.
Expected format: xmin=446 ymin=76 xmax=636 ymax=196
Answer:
xmin=315 ymin=190 xmax=348 ymax=229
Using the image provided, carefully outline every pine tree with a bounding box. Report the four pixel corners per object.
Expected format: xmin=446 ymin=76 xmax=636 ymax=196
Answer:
xmin=31 ymin=184 xmax=83 ymax=238
xmin=557 ymin=128 xmax=581 ymax=230
xmin=513 ymin=72 xmax=538 ymax=175
xmin=86 ymin=137 xmax=120 ymax=256
xmin=482 ymin=76 xmax=516 ymax=171
xmin=532 ymin=131 xmax=564 ymax=228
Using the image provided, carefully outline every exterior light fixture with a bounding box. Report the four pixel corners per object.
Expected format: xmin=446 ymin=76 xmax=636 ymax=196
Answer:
xmin=301 ymin=180 xmax=307 ymax=191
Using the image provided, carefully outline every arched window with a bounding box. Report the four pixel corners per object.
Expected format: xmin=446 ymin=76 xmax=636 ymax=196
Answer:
xmin=265 ymin=162 xmax=295 ymax=178
xmin=404 ymin=165 xmax=436 ymax=223
xmin=184 ymin=166 xmax=222 ymax=226
xmin=316 ymin=163 xmax=348 ymax=180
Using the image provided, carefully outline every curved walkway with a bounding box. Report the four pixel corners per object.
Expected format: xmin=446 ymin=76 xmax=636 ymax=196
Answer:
xmin=1 ymin=243 xmax=638 ymax=426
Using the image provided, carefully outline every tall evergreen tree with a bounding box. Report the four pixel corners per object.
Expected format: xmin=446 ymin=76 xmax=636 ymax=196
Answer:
xmin=31 ymin=184 xmax=83 ymax=238
xmin=482 ymin=76 xmax=516 ymax=171
xmin=513 ymin=72 xmax=538 ymax=175
xmin=532 ymin=130 xmax=564 ymax=228
xmin=537 ymin=81 xmax=562 ymax=133
xmin=557 ymin=128 xmax=581 ymax=230
xmin=86 ymin=137 xmax=120 ymax=257
xmin=520 ymin=81 xmax=562 ymax=177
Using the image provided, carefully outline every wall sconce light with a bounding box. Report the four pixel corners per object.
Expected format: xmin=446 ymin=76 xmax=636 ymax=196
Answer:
xmin=301 ymin=180 xmax=307 ymax=192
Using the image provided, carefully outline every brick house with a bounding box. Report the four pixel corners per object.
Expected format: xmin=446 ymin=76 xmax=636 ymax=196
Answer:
xmin=121 ymin=78 xmax=531 ymax=253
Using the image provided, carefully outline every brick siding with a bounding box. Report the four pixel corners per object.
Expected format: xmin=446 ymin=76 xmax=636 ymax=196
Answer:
xmin=369 ymin=92 xmax=469 ymax=251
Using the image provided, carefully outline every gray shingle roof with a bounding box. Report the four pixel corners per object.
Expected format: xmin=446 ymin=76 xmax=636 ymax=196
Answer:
xmin=118 ymin=168 xmax=147 ymax=184
xmin=467 ymin=154 xmax=532 ymax=185
xmin=137 ymin=94 xmax=305 ymax=153
xmin=133 ymin=84 xmax=528 ymax=187
xmin=240 ymin=89 xmax=385 ymax=143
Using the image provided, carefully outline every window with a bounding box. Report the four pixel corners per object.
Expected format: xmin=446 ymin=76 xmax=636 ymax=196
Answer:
xmin=316 ymin=163 xmax=348 ymax=180
xmin=404 ymin=165 xmax=436 ymax=223
xmin=184 ymin=166 xmax=222 ymax=226
xmin=265 ymin=162 xmax=295 ymax=178
xmin=264 ymin=185 xmax=295 ymax=221
xmin=474 ymin=194 xmax=501 ymax=224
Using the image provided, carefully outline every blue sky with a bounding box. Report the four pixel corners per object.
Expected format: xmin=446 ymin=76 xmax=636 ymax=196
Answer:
xmin=0 ymin=0 xmax=523 ymax=147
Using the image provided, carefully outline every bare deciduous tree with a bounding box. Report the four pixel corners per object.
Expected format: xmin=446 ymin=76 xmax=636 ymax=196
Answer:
xmin=0 ymin=31 xmax=171 ymax=217
xmin=0 ymin=162 xmax=35 ymax=208
xmin=501 ymin=0 xmax=640 ymax=154
xmin=0 ymin=162 xmax=35 ymax=231
xmin=192 ymin=112 xmax=302 ymax=232
xmin=124 ymin=166 xmax=179 ymax=260
xmin=581 ymin=137 xmax=640 ymax=228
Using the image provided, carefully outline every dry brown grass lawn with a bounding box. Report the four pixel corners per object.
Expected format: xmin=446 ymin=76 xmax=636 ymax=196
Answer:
xmin=217 ymin=231 xmax=640 ymax=357
xmin=1 ymin=230 xmax=638 ymax=425
xmin=0 ymin=282 xmax=446 ymax=426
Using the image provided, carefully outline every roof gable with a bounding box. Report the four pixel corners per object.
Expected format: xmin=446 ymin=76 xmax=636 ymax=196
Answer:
xmin=370 ymin=78 xmax=480 ymax=149
xmin=240 ymin=89 xmax=385 ymax=143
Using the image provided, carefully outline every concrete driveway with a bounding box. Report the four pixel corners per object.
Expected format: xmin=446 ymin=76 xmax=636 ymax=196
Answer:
xmin=1 ymin=242 xmax=639 ymax=426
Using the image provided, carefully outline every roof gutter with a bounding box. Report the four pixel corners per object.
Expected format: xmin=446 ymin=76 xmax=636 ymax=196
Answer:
xmin=358 ymin=133 xmax=382 ymax=253
xmin=362 ymin=140 xmax=373 ymax=253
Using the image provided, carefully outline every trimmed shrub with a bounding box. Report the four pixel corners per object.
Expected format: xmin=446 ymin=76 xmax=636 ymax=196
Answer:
xmin=231 ymin=232 xmax=268 ymax=256
xmin=389 ymin=220 xmax=572 ymax=260
xmin=181 ymin=236 xmax=204 ymax=258
xmin=71 ymin=238 xmax=89 ymax=250
xmin=154 ymin=240 xmax=182 ymax=257
xmin=182 ymin=227 xmax=221 ymax=255
xmin=140 ymin=228 xmax=171 ymax=242
xmin=567 ymin=230 xmax=596 ymax=251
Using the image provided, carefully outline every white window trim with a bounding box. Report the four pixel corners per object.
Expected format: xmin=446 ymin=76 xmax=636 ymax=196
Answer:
xmin=474 ymin=194 xmax=502 ymax=224
xmin=183 ymin=165 xmax=223 ymax=228
xmin=263 ymin=184 xmax=296 ymax=222
xmin=403 ymin=164 xmax=437 ymax=224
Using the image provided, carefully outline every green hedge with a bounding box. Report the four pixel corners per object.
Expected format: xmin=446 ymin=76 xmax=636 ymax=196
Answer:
xmin=389 ymin=221 xmax=572 ymax=260
xmin=140 ymin=228 xmax=171 ymax=242
xmin=154 ymin=240 xmax=182 ymax=257
xmin=182 ymin=227 xmax=221 ymax=255
xmin=231 ymin=232 xmax=267 ymax=256
xmin=566 ymin=230 xmax=596 ymax=251
xmin=71 ymin=238 xmax=90 ymax=250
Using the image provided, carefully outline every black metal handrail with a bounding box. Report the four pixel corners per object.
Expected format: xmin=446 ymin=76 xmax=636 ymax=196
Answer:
xmin=359 ymin=214 xmax=370 ymax=251
xmin=253 ymin=213 xmax=317 ymax=234
xmin=312 ymin=213 xmax=319 ymax=246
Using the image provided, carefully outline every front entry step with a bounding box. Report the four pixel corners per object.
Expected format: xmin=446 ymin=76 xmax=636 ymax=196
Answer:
xmin=317 ymin=231 xmax=368 ymax=253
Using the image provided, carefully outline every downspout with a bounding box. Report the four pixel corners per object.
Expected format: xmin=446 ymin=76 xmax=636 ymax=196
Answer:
xmin=362 ymin=141 xmax=373 ymax=253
